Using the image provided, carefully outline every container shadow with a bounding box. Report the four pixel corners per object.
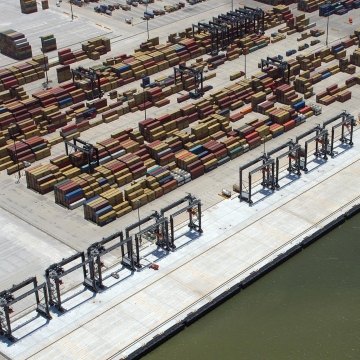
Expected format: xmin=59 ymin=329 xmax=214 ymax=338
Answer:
xmin=2 ymin=315 xmax=50 ymax=345
xmin=61 ymin=287 xmax=90 ymax=305
xmin=100 ymin=270 xmax=134 ymax=290
xmin=138 ymin=246 xmax=169 ymax=271
xmin=331 ymin=143 xmax=352 ymax=158
xmin=52 ymin=289 xmax=96 ymax=315
xmin=142 ymin=246 xmax=168 ymax=261
xmin=0 ymin=336 xmax=13 ymax=347
xmin=276 ymin=172 xmax=301 ymax=190
xmin=11 ymin=313 xmax=42 ymax=333
xmin=251 ymin=187 xmax=275 ymax=206
xmin=174 ymin=230 xmax=201 ymax=251
xmin=304 ymin=157 xmax=327 ymax=173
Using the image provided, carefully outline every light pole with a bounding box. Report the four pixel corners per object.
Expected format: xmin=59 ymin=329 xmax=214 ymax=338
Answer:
xmin=9 ymin=125 xmax=21 ymax=183
xmin=325 ymin=1 xmax=330 ymax=46
xmin=136 ymin=199 xmax=141 ymax=230
xmin=136 ymin=199 xmax=142 ymax=246
xmin=40 ymin=41 xmax=49 ymax=88
xmin=231 ymin=0 xmax=233 ymax=11
xmin=144 ymin=89 xmax=147 ymax=120
xmin=70 ymin=0 xmax=74 ymax=21
xmin=326 ymin=14 xmax=329 ymax=46
xmin=142 ymin=75 xmax=149 ymax=120
xmin=245 ymin=53 xmax=247 ymax=78
xmin=263 ymin=136 xmax=266 ymax=156
xmin=145 ymin=2 xmax=149 ymax=40
xmin=242 ymin=45 xmax=249 ymax=78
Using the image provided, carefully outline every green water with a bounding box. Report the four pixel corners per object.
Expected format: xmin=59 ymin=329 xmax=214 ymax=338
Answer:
xmin=144 ymin=214 xmax=360 ymax=360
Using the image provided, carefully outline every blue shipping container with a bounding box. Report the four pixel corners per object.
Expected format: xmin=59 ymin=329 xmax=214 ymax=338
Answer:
xmin=65 ymin=188 xmax=84 ymax=201
xmin=95 ymin=205 xmax=113 ymax=219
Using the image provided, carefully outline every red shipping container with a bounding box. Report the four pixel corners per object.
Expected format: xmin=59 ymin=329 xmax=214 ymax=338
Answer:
xmin=187 ymin=159 xmax=202 ymax=171
xmin=283 ymin=120 xmax=296 ymax=131
xmin=247 ymin=136 xmax=261 ymax=149
xmin=190 ymin=165 xmax=205 ymax=180
xmin=214 ymin=148 xmax=228 ymax=160
xmin=245 ymin=131 xmax=259 ymax=142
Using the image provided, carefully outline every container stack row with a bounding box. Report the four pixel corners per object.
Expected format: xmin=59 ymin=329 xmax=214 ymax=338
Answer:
xmin=56 ymin=65 xmax=72 ymax=83
xmin=41 ymin=0 xmax=49 ymax=10
xmin=23 ymin=86 xmax=317 ymax=224
xmin=316 ymin=83 xmax=352 ymax=105
xmin=298 ymin=0 xmax=326 ymax=13
xmin=350 ymin=48 xmax=360 ymax=66
xmin=330 ymin=38 xmax=355 ymax=59
xmin=255 ymin=0 xmax=296 ymax=6
xmin=5 ymin=6 xmax=345 ymax=174
xmin=2 ymin=28 xmax=349 ymax=175
xmin=275 ymin=84 xmax=304 ymax=107
xmin=40 ymin=35 xmax=57 ymax=53
xmin=0 ymin=57 xmax=45 ymax=93
xmin=3 ymin=136 xmax=50 ymax=173
xmin=58 ymin=37 xmax=111 ymax=65
xmin=58 ymin=48 xmax=88 ymax=65
xmin=319 ymin=0 xmax=360 ymax=16
xmin=20 ymin=0 xmax=37 ymax=14
xmin=0 ymin=30 xmax=32 ymax=60
xmin=0 ymin=4 xmax=291 ymax=93
xmin=0 ymin=5 xmax=287 ymax=140
xmin=26 ymin=163 xmax=65 ymax=194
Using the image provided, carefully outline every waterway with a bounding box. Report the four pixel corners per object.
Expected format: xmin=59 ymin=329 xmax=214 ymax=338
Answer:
xmin=144 ymin=213 xmax=360 ymax=360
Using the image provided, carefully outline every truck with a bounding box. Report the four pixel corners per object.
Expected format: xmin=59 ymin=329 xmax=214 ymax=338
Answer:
xmin=144 ymin=9 xmax=154 ymax=18
xmin=308 ymin=103 xmax=322 ymax=116
xmin=153 ymin=9 xmax=165 ymax=15
xmin=94 ymin=4 xmax=110 ymax=13
xmin=75 ymin=107 xmax=97 ymax=124
xmin=71 ymin=0 xmax=83 ymax=6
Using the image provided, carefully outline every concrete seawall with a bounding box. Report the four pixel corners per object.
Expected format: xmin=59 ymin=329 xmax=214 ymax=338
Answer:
xmin=129 ymin=204 xmax=360 ymax=360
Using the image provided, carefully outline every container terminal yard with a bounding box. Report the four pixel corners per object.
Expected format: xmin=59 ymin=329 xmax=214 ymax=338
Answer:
xmin=0 ymin=0 xmax=360 ymax=358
